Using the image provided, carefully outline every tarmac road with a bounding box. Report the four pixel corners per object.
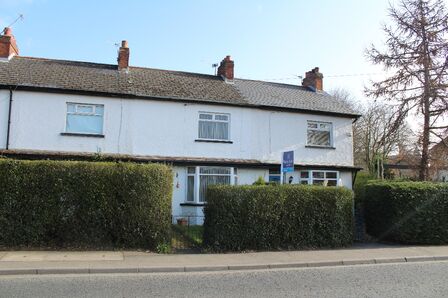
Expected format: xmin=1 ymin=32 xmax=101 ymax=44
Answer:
xmin=0 ymin=261 xmax=447 ymax=298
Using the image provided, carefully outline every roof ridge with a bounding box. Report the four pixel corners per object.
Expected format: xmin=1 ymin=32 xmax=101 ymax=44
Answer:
xmin=15 ymin=56 xmax=230 ymax=80
xmin=15 ymin=56 xmax=116 ymax=68
xmin=129 ymin=65 xmax=224 ymax=80
xmin=235 ymin=77 xmax=304 ymax=88
xmin=15 ymin=56 xmax=306 ymax=85
xmin=15 ymin=56 xmax=321 ymax=88
xmin=235 ymin=77 xmax=334 ymax=98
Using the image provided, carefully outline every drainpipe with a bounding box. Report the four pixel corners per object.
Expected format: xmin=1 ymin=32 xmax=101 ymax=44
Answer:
xmin=6 ymin=88 xmax=13 ymax=150
xmin=352 ymin=170 xmax=358 ymax=189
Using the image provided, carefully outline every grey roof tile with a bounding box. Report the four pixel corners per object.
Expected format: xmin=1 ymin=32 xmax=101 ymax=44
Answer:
xmin=0 ymin=56 xmax=358 ymax=117
xmin=234 ymin=79 xmax=357 ymax=115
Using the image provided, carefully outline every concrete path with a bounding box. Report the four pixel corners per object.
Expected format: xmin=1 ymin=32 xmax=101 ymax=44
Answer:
xmin=1 ymin=243 xmax=448 ymax=275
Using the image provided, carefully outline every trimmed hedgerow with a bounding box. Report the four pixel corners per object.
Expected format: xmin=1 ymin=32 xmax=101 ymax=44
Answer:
xmin=0 ymin=159 xmax=172 ymax=249
xmin=353 ymin=172 xmax=376 ymax=206
xmin=364 ymin=181 xmax=448 ymax=244
xmin=203 ymin=185 xmax=354 ymax=252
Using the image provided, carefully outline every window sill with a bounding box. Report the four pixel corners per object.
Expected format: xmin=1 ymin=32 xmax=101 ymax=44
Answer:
xmin=180 ymin=202 xmax=206 ymax=207
xmin=305 ymin=145 xmax=335 ymax=150
xmin=61 ymin=132 xmax=105 ymax=138
xmin=195 ymin=139 xmax=233 ymax=144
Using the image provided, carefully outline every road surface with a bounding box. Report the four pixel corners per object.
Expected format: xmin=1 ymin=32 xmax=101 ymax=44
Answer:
xmin=1 ymin=261 xmax=447 ymax=297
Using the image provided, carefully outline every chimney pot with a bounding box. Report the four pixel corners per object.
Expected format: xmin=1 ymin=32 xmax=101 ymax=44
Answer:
xmin=117 ymin=40 xmax=130 ymax=70
xmin=217 ymin=55 xmax=234 ymax=81
xmin=0 ymin=27 xmax=19 ymax=59
xmin=4 ymin=27 xmax=12 ymax=36
xmin=302 ymin=67 xmax=323 ymax=91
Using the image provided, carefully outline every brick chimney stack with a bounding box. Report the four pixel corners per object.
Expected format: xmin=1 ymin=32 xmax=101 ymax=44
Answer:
xmin=302 ymin=67 xmax=323 ymax=91
xmin=0 ymin=27 xmax=19 ymax=59
xmin=117 ymin=40 xmax=130 ymax=70
xmin=217 ymin=55 xmax=234 ymax=81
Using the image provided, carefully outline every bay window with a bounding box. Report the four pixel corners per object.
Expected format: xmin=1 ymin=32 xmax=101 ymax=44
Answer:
xmin=186 ymin=166 xmax=236 ymax=203
xmin=269 ymin=169 xmax=281 ymax=183
xmin=299 ymin=170 xmax=339 ymax=186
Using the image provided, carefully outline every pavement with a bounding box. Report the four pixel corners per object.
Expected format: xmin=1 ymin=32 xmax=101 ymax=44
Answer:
xmin=0 ymin=243 xmax=448 ymax=275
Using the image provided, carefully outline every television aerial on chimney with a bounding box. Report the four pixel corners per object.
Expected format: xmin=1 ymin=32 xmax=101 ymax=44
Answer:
xmin=212 ymin=63 xmax=219 ymax=75
xmin=1 ymin=14 xmax=24 ymax=35
xmin=114 ymin=42 xmax=120 ymax=57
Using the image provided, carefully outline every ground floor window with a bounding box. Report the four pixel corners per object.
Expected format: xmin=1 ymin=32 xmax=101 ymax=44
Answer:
xmin=269 ymin=169 xmax=281 ymax=183
xmin=186 ymin=166 xmax=237 ymax=203
xmin=299 ymin=170 xmax=339 ymax=186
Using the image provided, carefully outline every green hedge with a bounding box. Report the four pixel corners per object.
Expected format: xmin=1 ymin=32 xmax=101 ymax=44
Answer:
xmin=0 ymin=159 xmax=172 ymax=249
xmin=203 ymin=185 xmax=354 ymax=252
xmin=364 ymin=181 xmax=448 ymax=244
xmin=353 ymin=172 xmax=376 ymax=206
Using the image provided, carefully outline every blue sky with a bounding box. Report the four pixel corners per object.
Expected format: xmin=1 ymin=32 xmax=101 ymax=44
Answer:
xmin=0 ymin=0 xmax=399 ymax=100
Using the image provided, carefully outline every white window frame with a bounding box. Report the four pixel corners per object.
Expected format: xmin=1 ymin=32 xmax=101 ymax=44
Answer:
xmin=65 ymin=102 xmax=105 ymax=135
xmin=197 ymin=112 xmax=231 ymax=141
xmin=186 ymin=166 xmax=236 ymax=203
xmin=299 ymin=170 xmax=340 ymax=186
xmin=306 ymin=120 xmax=333 ymax=148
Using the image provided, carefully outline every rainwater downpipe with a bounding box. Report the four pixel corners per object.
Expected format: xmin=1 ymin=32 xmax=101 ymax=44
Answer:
xmin=5 ymin=88 xmax=13 ymax=150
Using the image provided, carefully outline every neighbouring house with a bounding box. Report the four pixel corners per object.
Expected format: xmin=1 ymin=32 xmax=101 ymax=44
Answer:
xmin=0 ymin=28 xmax=360 ymax=221
xmin=430 ymin=138 xmax=448 ymax=182
xmin=384 ymin=148 xmax=421 ymax=180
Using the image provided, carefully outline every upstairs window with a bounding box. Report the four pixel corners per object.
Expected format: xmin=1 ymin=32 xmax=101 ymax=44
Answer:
xmin=66 ymin=103 xmax=104 ymax=135
xmin=307 ymin=121 xmax=333 ymax=147
xmin=198 ymin=112 xmax=230 ymax=141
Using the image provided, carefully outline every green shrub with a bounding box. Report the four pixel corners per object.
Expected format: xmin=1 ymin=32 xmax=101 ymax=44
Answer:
xmin=203 ymin=185 xmax=354 ymax=252
xmin=0 ymin=159 xmax=172 ymax=249
xmin=364 ymin=181 xmax=448 ymax=244
xmin=353 ymin=171 xmax=376 ymax=206
xmin=156 ymin=243 xmax=172 ymax=254
xmin=252 ymin=176 xmax=267 ymax=185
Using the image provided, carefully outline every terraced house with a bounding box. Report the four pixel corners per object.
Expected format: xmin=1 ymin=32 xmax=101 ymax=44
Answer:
xmin=0 ymin=28 xmax=360 ymax=220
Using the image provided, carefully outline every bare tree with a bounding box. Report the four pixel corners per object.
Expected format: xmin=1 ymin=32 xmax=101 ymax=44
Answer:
xmin=366 ymin=0 xmax=448 ymax=180
xmin=330 ymin=89 xmax=413 ymax=178
xmin=328 ymin=88 xmax=366 ymax=169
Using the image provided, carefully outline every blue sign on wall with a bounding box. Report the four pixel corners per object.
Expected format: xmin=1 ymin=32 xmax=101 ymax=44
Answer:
xmin=282 ymin=151 xmax=294 ymax=173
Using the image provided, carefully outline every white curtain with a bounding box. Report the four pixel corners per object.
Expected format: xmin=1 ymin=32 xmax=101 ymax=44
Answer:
xmin=199 ymin=121 xmax=229 ymax=140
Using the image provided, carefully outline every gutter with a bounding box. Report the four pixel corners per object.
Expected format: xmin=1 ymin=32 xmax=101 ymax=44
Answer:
xmin=0 ymin=85 xmax=362 ymax=120
xmin=5 ymin=88 xmax=13 ymax=150
xmin=0 ymin=149 xmax=364 ymax=172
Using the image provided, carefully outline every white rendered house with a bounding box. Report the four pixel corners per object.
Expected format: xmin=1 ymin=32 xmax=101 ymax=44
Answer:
xmin=0 ymin=28 xmax=360 ymax=220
